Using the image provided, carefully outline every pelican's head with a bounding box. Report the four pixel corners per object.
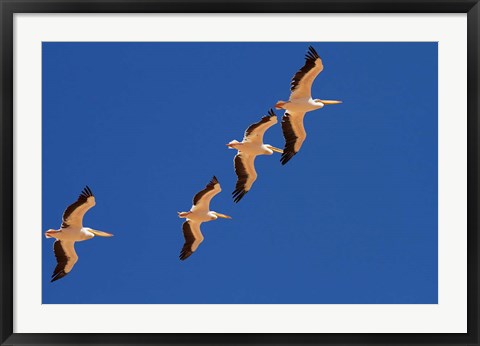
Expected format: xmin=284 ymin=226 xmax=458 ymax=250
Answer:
xmin=45 ymin=229 xmax=60 ymax=239
xmin=210 ymin=211 xmax=232 ymax=220
xmin=315 ymin=99 xmax=342 ymax=107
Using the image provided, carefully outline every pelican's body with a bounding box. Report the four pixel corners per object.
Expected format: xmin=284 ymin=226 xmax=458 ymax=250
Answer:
xmin=278 ymin=97 xmax=324 ymax=113
xmin=45 ymin=186 xmax=113 ymax=282
xmin=227 ymin=109 xmax=283 ymax=203
xmin=48 ymin=227 xmax=95 ymax=242
xmin=275 ymin=46 xmax=342 ymax=165
xmin=178 ymin=176 xmax=231 ymax=260
xmin=228 ymin=140 xmax=277 ymax=156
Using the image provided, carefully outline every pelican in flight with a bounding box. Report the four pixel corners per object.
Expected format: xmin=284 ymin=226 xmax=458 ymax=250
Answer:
xmin=45 ymin=186 xmax=113 ymax=282
xmin=178 ymin=176 xmax=232 ymax=260
xmin=227 ymin=109 xmax=283 ymax=203
xmin=275 ymin=46 xmax=342 ymax=165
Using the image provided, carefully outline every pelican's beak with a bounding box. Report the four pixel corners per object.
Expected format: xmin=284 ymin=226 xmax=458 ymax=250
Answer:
xmin=215 ymin=212 xmax=232 ymax=219
xmin=321 ymin=100 xmax=342 ymax=105
xmin=269 ymin=146 xmax=284 ymax=154
xmin=89 ymin=229 xmax=114 ymax=237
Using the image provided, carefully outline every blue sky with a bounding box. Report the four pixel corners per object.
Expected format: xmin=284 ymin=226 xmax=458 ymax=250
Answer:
xmin=42 ymin=42 xmax=438 ymax=304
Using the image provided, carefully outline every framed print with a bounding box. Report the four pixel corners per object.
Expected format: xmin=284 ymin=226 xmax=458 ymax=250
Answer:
xmin=1 ymin=0 xmax=479 ymax=345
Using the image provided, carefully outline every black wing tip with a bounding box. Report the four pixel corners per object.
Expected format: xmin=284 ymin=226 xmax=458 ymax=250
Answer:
xmin=192 ymin=176 xmax=219 ymax=205
xmin=306 ymin=45 xmax=319 ymax=60
xmin=206 ymin=175 xmax=219 ymax=188
xmin=280 ymin=112 xmax=299 ymax=165
xmin=246 ymin=111 xmax=277 ymax=135
xmin=80 ymin=185 xmax=93 ymax=198
xmin=178 ymin=244 xmax=195 ymax=261
xmin=267 ymin=109 xmax=276 ymax=118
xmin=280 ymin=151 xmax=297 ymax=165
xmin=232 ymin=189 xmax=248 ymax=203
xmin=291 ymin=46 xmax=320 ymax=92
xmin=51 ymin=270 xmax=67 ymax=282
xmin=179 ymin=250 xmax=193 ymax=261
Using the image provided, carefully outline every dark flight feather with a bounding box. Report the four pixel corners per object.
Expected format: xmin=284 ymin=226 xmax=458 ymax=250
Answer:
xmin=232 ymin=154 xmax=250 ymax=203
xmin=51 ymin=240 xmax=69 ymax=282
xmin=61 ymin=186 xmax=93 ymax=228
xmin=290 ymin=46 xmax=320 ymax=93
xmin=179 ymin=221 xmax=197 ymax=261
xmin=192 ymin=176 xmax=219 ymax=206
xmin=280 ymin=113 xmax=299 ymax=165
xmin=244 ymin=109 xmax=277 ymax=138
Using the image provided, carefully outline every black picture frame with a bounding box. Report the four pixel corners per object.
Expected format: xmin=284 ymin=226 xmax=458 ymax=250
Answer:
xmin=1 ymin=0 xmax=479 ymax=345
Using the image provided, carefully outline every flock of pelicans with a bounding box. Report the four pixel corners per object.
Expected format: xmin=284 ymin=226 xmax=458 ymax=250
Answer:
xmin=45 ymin=46 xmax=342 ymax=282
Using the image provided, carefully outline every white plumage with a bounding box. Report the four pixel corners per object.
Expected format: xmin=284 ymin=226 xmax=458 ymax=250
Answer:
xmin=275 ymin=46 xmax=342 ymax=165
xmin=45 ymin=186 xmax=113 ymax=282
xmin=178 ymin=176 xmax=232 ymax=260
xmin=227 ymin=109 xmax=283 ymax=203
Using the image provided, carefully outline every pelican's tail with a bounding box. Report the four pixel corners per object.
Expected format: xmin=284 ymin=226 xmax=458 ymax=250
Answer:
xmin=226 ymin=140 xmax=240 ymax=149
xmin=178 ymin=211 xmax=191 ymax=218
xmin=275 ymin=100 xmax=288 ymax=110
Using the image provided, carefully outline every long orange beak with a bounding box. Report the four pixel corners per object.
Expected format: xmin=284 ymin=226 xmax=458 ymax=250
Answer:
xmin=214 ymin=212 xmax=232 ymax=219
xmin=268 ymin=145 xmax=283 ymax=154
xmin=89 ymin=229 xmax=114 ymax=237
xmin=321 ymin=100 xmax=342 ymax=105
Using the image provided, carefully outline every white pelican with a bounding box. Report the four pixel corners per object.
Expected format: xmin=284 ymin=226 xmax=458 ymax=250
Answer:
xmin=178 ymin=176 xmax=232 ymax=260
xmin=45 ymin=186 xmax=113 ymax=282
xmin=227 ymin=109 xmax=283 ymax=203
xmin=275 ymin=46 xmax=342 ymax=165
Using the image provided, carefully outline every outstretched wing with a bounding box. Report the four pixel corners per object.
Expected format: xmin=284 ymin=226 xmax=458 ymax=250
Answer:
xmin=61 ymin=186 xmax=96 ymax=228
xmin=232 ymin=152 xmax=257 ymax=203
xmin=192 ymin=176 xmax=221 ymax=212
xmin=243 ymin=109 xmax=278 ymax=144
xmin=51 ymin=240 xmax=78 ymax=282
xmin=280 ymin=111 xmax=307 ymax=165
xmin=179 ymin=220 xmax=204 ymax=261
xmin=289 ymin=46 xmax=324 ymax=100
